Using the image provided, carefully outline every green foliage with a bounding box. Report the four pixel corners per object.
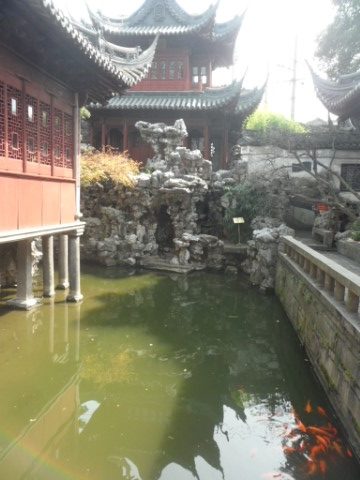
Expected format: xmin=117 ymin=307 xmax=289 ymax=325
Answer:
xmin=351 ymin=219 xmax=360 ymax=241
xmin=223 ymin=182 xmax=272 ymax=241
xmin=80 ymin=106 xmax=91 ymax=120
xmin=244 ymin=110 xmax=307 ymax=135
xmin=316 ymin=0 xmax=360 ymax=77
xmin=81 ymin=149 xmax=139 ymax=187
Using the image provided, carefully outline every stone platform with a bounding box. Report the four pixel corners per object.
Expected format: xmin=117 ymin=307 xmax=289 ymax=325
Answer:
xmin=139 ymin=256 xmax=206 ymax=274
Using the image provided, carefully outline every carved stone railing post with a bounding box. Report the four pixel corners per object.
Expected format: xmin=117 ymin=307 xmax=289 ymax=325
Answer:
xmin=346 ymin=290 xmax=359 ymax=313
xmin=324 ymin=273 xmax=334 ymax=294
xmin=334 ymin=281 xmax=345 ymax=302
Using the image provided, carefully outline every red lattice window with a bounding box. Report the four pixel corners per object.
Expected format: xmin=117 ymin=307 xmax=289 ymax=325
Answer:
xmin=64 ymin=113 xmax=73 ymax=168
xmin=53 ymin=108 xmax=63 ymax=167
xmin=26 ymin=94 xmax=38 ymax=162
xmin=0 ymin=82 xmax=5 ymax=157
xmin=39 ymin=102 xmax=51 ymax=165
xmin=7 ymin=85 xmax=22 ymax=159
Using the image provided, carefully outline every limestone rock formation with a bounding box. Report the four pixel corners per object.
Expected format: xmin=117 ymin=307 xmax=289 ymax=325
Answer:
xmin=242 ymin=217 xmax=294 ymax=291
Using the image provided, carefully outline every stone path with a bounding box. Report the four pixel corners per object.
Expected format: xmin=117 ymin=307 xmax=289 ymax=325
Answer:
xmin=295 ymin=231 xmax=360 ymax=278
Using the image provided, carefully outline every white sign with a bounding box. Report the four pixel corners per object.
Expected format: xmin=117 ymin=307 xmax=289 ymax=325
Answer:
xmin=233 ymin=217 xmax=245 ymax=224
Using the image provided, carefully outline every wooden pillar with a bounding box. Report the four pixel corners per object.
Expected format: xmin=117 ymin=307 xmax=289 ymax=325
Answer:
xmin=50 ymin=94 xmax=54 ymax=176
xmin=57 ymin=234 xmax=69 ymax=289
xmin=7 ymin=240 xmax=37 ymax=309
xmin=101 ymin=118 xmax=106 ymax=152
xmin=66 ymin=232 xmax=83 ymax=303
xmin=204 ymin=124 xmax=210 ymax=160
xmin=21 ymin=78 xmax=27 ymax=173
xmin=123 ymin=120 xmax=128 ymax=152
xmin=4 ymin=82 xmax=8 ymax=158
xmin=42 ymin=235 xmax=55 ymax=297
xmin=73 ymin=93 xmax=81 ymax=218
xmin=37 ymin=98 xmax=41 ymax=163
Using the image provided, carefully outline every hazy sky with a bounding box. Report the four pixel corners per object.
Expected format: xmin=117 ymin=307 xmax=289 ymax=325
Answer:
xmin=57 ymin=0 xmax=336 ymax=122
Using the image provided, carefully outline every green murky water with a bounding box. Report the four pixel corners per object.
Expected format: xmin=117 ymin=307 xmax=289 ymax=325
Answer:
xmin=0 ymin=267 xmax=359 ymax=480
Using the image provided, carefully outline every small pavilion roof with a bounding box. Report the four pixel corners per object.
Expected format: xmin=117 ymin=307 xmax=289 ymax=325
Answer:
xmin=0 ymin=0 xmax=158 ymax=101
xmin=84 ymin=0 xmax=243 ymax=41
xmin=310 ymin=65 xmax=360 ymax=120
xmin=91 ymin=81 xmax=264 ymax=117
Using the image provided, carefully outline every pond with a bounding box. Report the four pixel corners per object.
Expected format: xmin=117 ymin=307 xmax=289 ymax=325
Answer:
xmin=0 ymin=267 xmax=359 ymax=480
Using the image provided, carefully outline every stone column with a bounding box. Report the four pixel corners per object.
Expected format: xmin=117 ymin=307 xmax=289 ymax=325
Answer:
xmin=7 ymin=240 xmax=37 ymax=310
xmin=57 ymin=234 xmax=69 ymax=289
xmin=42 ymin=235 xmax=55 ymax=297
xmin=66 ymin=232 xmax=83 ymax=303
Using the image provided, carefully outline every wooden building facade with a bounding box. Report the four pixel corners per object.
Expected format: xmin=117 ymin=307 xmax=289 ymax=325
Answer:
xmin=82 ymin=0 xmax=264 ymax=169
xmin=0 ymin=0 xmax=156 ymax=308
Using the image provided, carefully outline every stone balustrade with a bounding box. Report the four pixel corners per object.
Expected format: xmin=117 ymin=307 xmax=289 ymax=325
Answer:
xmin=282 ymin=235 xmax=360 ymax=315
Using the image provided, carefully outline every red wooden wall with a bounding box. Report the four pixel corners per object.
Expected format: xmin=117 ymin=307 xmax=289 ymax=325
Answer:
xmin=0 ymin=46 xmax=76 ymax=233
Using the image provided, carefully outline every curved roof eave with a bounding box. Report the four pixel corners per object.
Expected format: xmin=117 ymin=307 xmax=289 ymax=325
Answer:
xmin=41 ymin=0 xmax=158 ymax=88
xmin=90 ymin=80 xmax=244 ymax=111
xmin=86 ymin=0 xmax=218 ymax=37
xmin=309 ymin=64 xmax=360 ymax=117
xmin=234 ymin=83 xmax=266 ymax=116
xmin=213 ymin=12 xmax=244 ymax=40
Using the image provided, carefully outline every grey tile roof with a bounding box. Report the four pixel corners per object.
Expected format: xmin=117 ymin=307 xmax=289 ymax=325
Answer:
xmin=91 ymin=81 xmax=264 ymax=116
xmin=30 ymin=0 xmax=158 ymax=88
xmin=310 ymin=65 xmax=360 ymax=118
xmin=85 ymin=0 xmax=242 ymax=40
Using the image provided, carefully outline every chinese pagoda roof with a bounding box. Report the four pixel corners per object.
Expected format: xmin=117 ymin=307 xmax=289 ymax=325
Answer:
xmin=0 ymin=0 xmax=158 ymax=102
xmin=85 ymin=0 xmax=243 ymax=40
xmin=310 ymin=66 xmax=360 ymax=120
xmin=91 ymin=81 xmax=264 ymax=117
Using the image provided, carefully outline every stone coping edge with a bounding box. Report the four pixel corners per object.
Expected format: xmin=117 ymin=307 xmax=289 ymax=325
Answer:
xmin=0 ymin=222 xmax=86 ymax=244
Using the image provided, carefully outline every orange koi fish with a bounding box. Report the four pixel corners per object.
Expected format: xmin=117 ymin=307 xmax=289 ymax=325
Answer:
xmin=283 ymin=446 xmax=297 ymax=455
xmin=346 ymin=448 xmax=353 ymax=458
xmin=317 ymin=406 xmax=327 ymax=417
xmin=332 ymin=441 xmax=344 ymax=456
xmin=305 ymin=401 xmax=312 ymax=414
xmin=315 ymin=435 xmax=330 ymax=448
xmin=296 ymin=419 xmax=307 ymax=433
xmin=319 ymin=460 xmax=327 ymax=474
xmin=310 ymin=444 xmax=325 ymax=459
xmin=307 ymin=462 xmax=318 ymax=475
xmin=307 ymin=426 xmax=334 ymax=438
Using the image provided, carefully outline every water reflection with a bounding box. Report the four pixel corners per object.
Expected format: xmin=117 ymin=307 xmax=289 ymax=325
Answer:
xmin=0 ymin=300 xmax=81 ymax=479
xmin=0 ymin=268 xmax=359 ymax=480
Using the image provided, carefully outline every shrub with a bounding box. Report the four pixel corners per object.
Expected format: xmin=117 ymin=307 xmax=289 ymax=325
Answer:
xmin=351 ymin=219 xmax=360 ymax=241
xmin=244 ymin=110 xmax=307 ymax=135
xmin=223 ymin=182 xmax=272 ymax=241
xmin=81 ymin=149 xmax=140 ymax=188
xmin=80 ymin=106 xmax=91 ymax=120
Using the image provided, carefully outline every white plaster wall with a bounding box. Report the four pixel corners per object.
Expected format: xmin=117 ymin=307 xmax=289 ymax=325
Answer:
xmin=241 ymin=146 xmax=360 ymax=202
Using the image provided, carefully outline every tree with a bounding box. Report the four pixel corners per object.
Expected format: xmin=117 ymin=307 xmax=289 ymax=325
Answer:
xmin=241 ymin=125 xmax=360 ymax=223
xmin=316 ymin=0 xmax=360 ymax=78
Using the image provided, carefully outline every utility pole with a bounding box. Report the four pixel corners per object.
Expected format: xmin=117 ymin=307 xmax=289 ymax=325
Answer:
xmin=290 ymin=35 xmax=298 ymax=120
